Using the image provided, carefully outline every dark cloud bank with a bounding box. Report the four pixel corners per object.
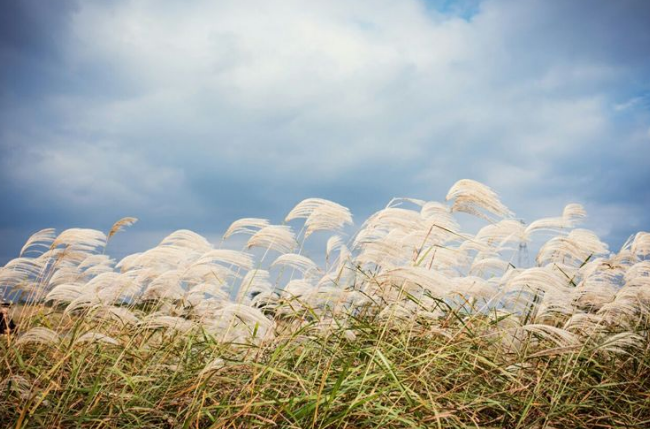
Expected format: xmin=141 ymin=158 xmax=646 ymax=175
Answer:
xmin=1 ymin=0 xmax=649 ymax=264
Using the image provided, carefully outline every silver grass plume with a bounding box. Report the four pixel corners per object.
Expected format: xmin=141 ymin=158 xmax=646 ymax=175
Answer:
xmin=20 ymin=228 xmax=57 ymax=257
xmin=246 ymin=225 xmax=297 ymax=254
xmin=223 ymin=218 xmax=270 ymax=239
xmin=286 ymin=198 xmax=353 ymax=238
xmin=107 ymin=217 xmax=138 ymax=240
xmin=16 ymin=327 xmax=61 ymax=346
xmin=446 ymin=179 xmax=514 ymax=220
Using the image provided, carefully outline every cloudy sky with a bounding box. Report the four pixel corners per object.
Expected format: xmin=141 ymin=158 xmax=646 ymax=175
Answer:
xmin=1 ymin=0 xmax=649 ymax=263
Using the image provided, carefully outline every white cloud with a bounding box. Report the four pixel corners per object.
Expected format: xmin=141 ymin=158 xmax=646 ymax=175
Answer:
xmin=1 ymin=0 xmax=649 ymax=254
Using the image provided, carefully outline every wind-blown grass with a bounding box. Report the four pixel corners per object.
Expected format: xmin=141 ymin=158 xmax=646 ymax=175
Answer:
xmin=1 ymin=179 xmax=649 ymax=428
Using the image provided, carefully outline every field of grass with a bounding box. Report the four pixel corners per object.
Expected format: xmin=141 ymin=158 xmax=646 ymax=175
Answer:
xmin=1 ymin=179 xmax=649 ymax=428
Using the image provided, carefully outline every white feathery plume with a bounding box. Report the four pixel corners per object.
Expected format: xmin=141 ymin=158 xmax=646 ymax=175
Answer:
xmin=77 ymin=254 xmax=115 ymax=271
xmin=446 ymin=179 xmax=513 ymax=219
xmin=46 ymin=283 xmax=83 ymax=303
xmin=74 ymin=332 xmax=120 ymax=346
xmin=246 ymin=225 xmax=297 ymax=254
xmin=420 ymin=201 xmax=454 ymax=221
xmin=240 ymin=269 xmax=272 ymax=292
xmin=326 ymin=236 xmax=344 ymax=262
xmin=300 ymin=286 xmax=354 ymax=315
xmin=181 ymin=263 xmax=240 ymax=287
xmin=503 ymin=267 xmax=572 ymax=312
xmin=0 ymin=257 xmax=47 ymax=288
xmin=88 ymin=272 xmax=140 ymax=301
xmin=0 ymin=267 xmax=27 ymax=289
xmin=286 ymin=198 xmax=352 ymax=222
xmin=419 ymin=202 xmax=460 ymax=241
xmin=625 ymin=261 xmax=650 ymax=283
xmin=596 ymin=332 xmax=645 ymax=355
xmin=64 ymin=273 xmax=140 ymax=312
xmin=115 ymin=253 xmax=143 ymax=272
xmin=318 ymin=248 xmax=355 ymax=291
xmin=470 ymin=255 xmax=512 ymax=277
xmin=578 ymin=258 xmax=623 ymax=282
xmin=376 ymin=266 xmax=450 ymax=298
xmin=303 ymin=202 xmax=353 ymax=237
xmin=521 ymin=324 xmax=580 ymax=348
xmin=563 ymin=203 xmax=588 ymax=223
xmin=386 ymin=197 xmax=427 ymax=208
xmin=537 ymin=229 xmax=608 ymax=267
xmin=236 ymin=270 xmax=273 ymax=303
xmin=0 ymin=375 xmax=33 ymax=400
xmin=356 ymin=226 xmax=429 ymax=269
xmin=20 ymin=228 xmax=57 ymax=257
xmin=282 ymin=279 xmax=314 ymax=298
xmin=536 ymin=300 xmax=576 ymax=319
xmin=418 ymin=245 xmax=468 ymax=274
xmin=630 ymin=232 xmax=650 ymax=258
xmin=598 ymin=298 xmax=640 ymax=324
xmin=458 ymin=235 xmax=494 ymax=255
xmin=159 ymin=230 xmax=212 ymax=252
xmin=623 ymin=274 xmax=650 ymax=291
xmin=332 ymin=244 xmax=353 ymax=271
xmin=567 ymin=229 xmax=609 ymax=257
xmin=572 ymin=276 xmax=617 ymax=311
xmin=124 ymin=267 xmax=157 ymax=285
xmin=52 ymin=228 xmax=107 ymax=253
xmin=193 ymin=249 xmax=255 ymax=271
xmin=407 ymin=222 xmax=457 ymax=249
xmin=285 ymin=198 xmax=353 ymax=238
xmin=475 ymin=220 xmax=527 ymax=248
xmin=82 ymin=263 xmax=115 ymax=278
xmin=563 ymin=313 xmax=606 ymax=336
xmin=271 ymin=253 xmax=320 ymax=277
xmin=107 ymin=217 xmax=138 ymax=240
xmin=141 ymin=271 xmax=185 ymax=301
xmin=131 ymin=245 xmax=198 ymax=271
xmin=208 ymin=303 xmax=274 ymax=342
xmin=316 ymin=272 xmax=343 ymax=289
xmin=94 ymin=306 xmax=140 ymax=325
xmin=142 ymin=314 xmax=196 ymax=333
xmin=186 ymin=291 xmax=227 ymax=307
xmin=504 ymin=266 xmax=570 ymax=294
xmin=190 ymin=298 xmax=228 ymax=319
xmin=450 ymin=276 xmax=497 ymax=301
xmin=608 ymin=248 xmax=637 ymax=267
xmin=16 ymin=327 xmax=61 ymax=346
xmin=2 ymin=257 xmax=48 ymax=278
xmin=186 ymin=283 xmax=229 ymax=301
xmin=223 ymin=218 xmax=270 ymax=239
xmin=597 ymin=269 xmax=650 ymax=323
xmin=525 ymin=204 xmax=586 ymax=236
xmin=356 ymin=208 xmax=422 ymax=243
xmin=376 ymin=302 xmax=425 ymax=322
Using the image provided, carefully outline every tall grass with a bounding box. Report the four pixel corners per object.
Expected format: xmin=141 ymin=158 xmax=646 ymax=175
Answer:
xmin=1 ymin=179 xmax=649 ymax=428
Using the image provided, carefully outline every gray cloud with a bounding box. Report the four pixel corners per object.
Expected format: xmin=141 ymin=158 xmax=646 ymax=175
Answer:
xmin=1 ymin=0 xmax=649 ymax=263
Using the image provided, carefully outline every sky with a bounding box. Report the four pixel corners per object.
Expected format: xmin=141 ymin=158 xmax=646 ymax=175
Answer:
xmin=1 ymin=0 xmax=649 ymax=264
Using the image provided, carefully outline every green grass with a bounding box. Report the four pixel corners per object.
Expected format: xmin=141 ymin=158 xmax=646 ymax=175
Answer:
xmin=2 ymin=302 xmax=649 ymax=428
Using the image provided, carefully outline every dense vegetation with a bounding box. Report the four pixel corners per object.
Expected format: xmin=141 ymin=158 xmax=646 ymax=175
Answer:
xmin=1 ymin=179 xmax=649 ymax=428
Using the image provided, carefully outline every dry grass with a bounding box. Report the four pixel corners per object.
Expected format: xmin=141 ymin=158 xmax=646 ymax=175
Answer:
xmin=1 ymin=179 xmax=649 ymax=428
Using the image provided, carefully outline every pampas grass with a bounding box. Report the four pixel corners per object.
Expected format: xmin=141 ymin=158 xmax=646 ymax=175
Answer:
xmin=1 ymin=179 xmax=649 ymax=428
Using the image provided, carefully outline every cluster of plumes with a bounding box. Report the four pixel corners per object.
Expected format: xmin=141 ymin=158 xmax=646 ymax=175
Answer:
xmin=2 ymin=179 xmax=649 ymax=363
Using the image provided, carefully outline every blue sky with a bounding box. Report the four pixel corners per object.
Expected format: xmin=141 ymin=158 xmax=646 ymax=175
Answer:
xmin=1 ymin=0 xmax=649 ymax=264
